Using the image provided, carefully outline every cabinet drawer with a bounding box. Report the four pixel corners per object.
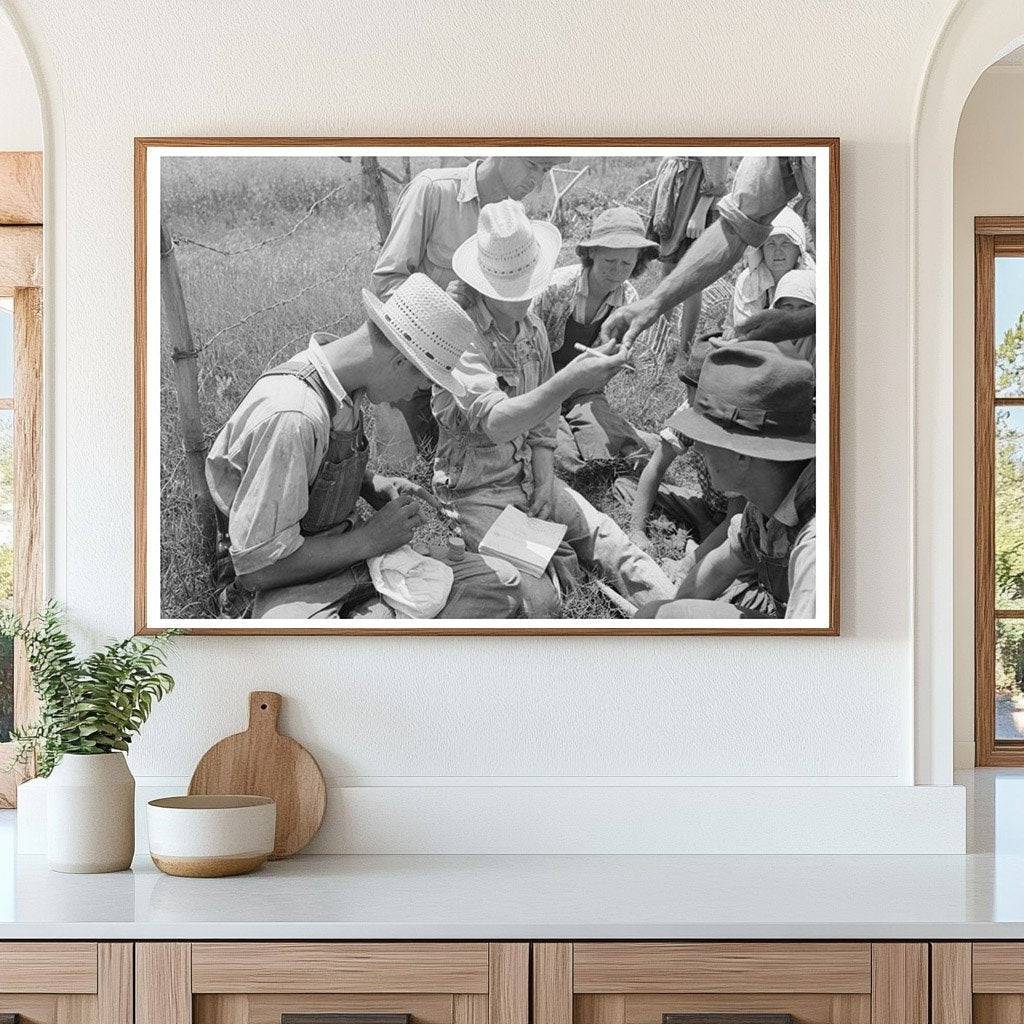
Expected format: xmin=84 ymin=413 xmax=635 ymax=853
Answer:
xmin=191 ymin=943 xmax=490 ymax=993
xmin=534 ymin=943 xmax=925 ymax=1024
xmin=572 ymin=943 xmax=872 ymax=994
xmin=139 ymin=942 xmax=528 ymax=1024
xmin=0 ymin=942 xmax=98 ymax=993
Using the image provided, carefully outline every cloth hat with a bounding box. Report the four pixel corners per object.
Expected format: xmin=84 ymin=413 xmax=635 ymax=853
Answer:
xmin=362 ymin=273 xmax=483 ymax=398
xmin=666 ymin=340 xmax=815 ymax=461
xmin=452 ymin=198 xmax=561 ymax=301
xmin=772 ymin=267 xmax=816 ymax=307
xmin=576 ymin=206 xmax=659 ymax=253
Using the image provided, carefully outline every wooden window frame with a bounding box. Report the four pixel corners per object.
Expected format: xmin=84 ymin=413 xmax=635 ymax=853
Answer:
xmin=975 ymin=217 xmax=1024 ymax=765
xmin=0 ymin=151 xmax=43 ymax=807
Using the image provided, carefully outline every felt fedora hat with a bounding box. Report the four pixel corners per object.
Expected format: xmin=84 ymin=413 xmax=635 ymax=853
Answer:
xmin=577 ymin=206 xmax=659 ymax=253
xmin=452 ymin=199 xmax=561 ymax=301
xmin=667 ymin=340 xmax=816 ymax=461
xmin=362 ymin=273 xmax=483 ymax=398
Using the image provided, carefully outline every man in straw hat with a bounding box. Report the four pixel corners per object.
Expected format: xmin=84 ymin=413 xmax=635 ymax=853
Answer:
xmin=207 ymin=275 xmax=525 ymax=620
xmin=371 ymin=155 xmax=568 ymax=452
xmin=637 ymin=340 xmax=817 ymax=621
xmin=432 ymin=198 xmax=675 ymax=615
xmin=603 ymin=156 xmax=817 ymax=352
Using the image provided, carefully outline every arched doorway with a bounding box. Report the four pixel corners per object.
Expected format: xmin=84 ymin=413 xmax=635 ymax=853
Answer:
xmin=913 ymin=0 xmax=1024 ymax=785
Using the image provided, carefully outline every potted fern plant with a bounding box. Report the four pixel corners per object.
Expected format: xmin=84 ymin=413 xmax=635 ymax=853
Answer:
xmin=3 ymin=604 xmax=177 ymax=873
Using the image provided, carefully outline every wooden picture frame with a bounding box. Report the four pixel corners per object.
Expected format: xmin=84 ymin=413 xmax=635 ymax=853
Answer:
xmin=135 ymin=137 xmax=840 ymax=636
xmin=0 ymin=151 xmax=43 ymax=807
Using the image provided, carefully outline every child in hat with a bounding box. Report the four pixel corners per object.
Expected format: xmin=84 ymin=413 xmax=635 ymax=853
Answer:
xmin=769 ymin=266 xmax=816 ymax=366
xmin=432 ymin=198 xmax=674 ymax=615
xmin=530 ymin=205 xmax=660 ymax=477
xmin=637 ymin=340 xmax=817 ymax=621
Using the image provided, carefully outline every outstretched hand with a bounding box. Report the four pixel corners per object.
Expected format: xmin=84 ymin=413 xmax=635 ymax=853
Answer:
xmin=600 ymin=297 xmax=660 ymax=352
xmin=733 ymin=305 xmax=816 ymax=343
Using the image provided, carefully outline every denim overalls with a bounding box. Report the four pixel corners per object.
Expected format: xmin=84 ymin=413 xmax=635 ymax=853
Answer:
xmin=215 ymin=358 xmax=373 ymax=617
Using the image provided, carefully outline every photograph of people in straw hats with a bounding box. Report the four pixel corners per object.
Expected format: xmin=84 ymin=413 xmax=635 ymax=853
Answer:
xmin=141 ymin=143 xmax=836 ymax=632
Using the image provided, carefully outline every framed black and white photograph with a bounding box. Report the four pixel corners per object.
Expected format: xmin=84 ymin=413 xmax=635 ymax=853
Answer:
xmin=135 ymin=138 xmax=838 ymax=635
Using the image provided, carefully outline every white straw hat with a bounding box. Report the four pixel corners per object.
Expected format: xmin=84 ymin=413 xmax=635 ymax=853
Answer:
xmin=362 ymin=274 xmax=483 ymax=398
xmin=452 ymin=199 xmax=562 ymax=301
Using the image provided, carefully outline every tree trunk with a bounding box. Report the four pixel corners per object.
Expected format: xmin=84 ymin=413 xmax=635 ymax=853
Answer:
xmin=360 ymin=157 xmax=392 ymax=243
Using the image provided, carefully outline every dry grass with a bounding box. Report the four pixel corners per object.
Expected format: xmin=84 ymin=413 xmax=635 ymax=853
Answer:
xmin=159 ymin=155 xmax=730 ymax=620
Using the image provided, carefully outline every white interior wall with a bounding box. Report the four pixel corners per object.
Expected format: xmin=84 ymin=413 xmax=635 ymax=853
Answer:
xmin=0 ymin=9 xmax=40 ymax=151
xmin=0 ymin=0 xmax=979 ymax=852
xmin=952 ymin=63 xmax=1024 ymax=768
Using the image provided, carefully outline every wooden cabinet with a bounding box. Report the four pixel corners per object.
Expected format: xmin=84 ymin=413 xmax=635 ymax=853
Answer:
xmin=931 ymin=943 xmax=1024 ymax=1024
xmin=136 ymin=943 xmax=528 ymax=1024
xmin=0 ymin=942 xmax=132 ymax=1024
xmin=532 ymin=943 xmax=928 ymax=1024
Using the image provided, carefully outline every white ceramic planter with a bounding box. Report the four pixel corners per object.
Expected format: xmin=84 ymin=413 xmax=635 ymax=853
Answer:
xmin=46 ymin=752 xmax=135 ymax=873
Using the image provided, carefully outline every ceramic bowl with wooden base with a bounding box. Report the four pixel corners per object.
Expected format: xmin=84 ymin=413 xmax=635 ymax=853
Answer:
xmin=147 ymin=795 xmax=276 ymax=877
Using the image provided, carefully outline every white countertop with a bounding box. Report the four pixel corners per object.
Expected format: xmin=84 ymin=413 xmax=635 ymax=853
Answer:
xmin=1 ymin=769 xmax=1022 ymax=941
xmin=1 ymin=849 xmax=1024 ymax=940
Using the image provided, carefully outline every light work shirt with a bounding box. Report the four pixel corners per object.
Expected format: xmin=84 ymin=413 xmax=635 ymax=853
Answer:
xmin=531 ymin=262 xmax=641 ymax=356
xmin=205 ymin=336 xmax=360 ymax=576
xmin=432 ymin=300 xmax=557 ymax=502
xmin=727 ymin=459 xmax=816 ymax=619
xmin=370 ymin=160 xmax=483 ymax=300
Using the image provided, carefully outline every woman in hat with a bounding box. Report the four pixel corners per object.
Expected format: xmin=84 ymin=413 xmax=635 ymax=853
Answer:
xmin=433 ymin=199 xmax=675 ymax=616
xmin=531 ymin=206 xmax=660 ymax=477
xmin=728 ymin=205 xmax=814 ymax=332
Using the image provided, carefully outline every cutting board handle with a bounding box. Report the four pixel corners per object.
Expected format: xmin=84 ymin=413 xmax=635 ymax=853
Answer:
xmin=248 ymin=691 xmax=282 ymax=734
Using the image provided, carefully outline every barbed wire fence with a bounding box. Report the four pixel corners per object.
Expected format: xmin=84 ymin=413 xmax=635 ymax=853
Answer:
xmin=159 ymin=156 xmax=685 ymax=588
xmin=160 ymin=157 xmax=400 ymax=570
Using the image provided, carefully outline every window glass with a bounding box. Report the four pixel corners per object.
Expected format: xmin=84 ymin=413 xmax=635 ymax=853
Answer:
xmin=997 ymin=407 xmax=1024 ymax=610
xmin=0 ymin=303 xmax=12 ymax=400
xmin=997 ymin=619 xmax=1024 ymax=740
xmin=996 ymin=257 xmax=1024 ymax=397
xmin=0 ymin=403 xmax=10 ymax=743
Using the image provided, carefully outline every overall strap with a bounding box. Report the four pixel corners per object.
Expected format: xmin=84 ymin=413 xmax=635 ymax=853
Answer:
xmin=260 ymin=358 xmax=337 ymax=420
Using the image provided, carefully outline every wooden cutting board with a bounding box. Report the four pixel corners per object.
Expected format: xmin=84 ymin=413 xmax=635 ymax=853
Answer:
xmin=188 ymin=691 xmax=326 ymax=859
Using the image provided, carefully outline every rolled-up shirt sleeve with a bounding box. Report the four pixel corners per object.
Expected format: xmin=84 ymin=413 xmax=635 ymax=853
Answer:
xmin=370 ymin=175 xmax=439 ymax=299
xmin=716 ymin=156 xmax=798 ymax=248
xmin=217 ymin=412 xmax=321 ymax=576
xmin=437 ymin=346 xmax=508 ymax=434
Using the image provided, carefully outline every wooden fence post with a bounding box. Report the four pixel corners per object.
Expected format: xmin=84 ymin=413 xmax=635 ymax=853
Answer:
xmin=160 ymin=223 xmax=218 ymax=568
xmin=360 ymin=157 xmax=393 ymax=244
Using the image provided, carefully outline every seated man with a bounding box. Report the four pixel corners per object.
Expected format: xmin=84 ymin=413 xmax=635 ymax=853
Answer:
xmin=206 ymin=275 xmax=523 ymax=620
xmin=637 ymin=341 xmax=816 ymax=621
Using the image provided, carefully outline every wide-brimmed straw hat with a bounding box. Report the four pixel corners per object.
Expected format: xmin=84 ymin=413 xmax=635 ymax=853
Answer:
xmin=362 ymin=274 xmax=482 ymax=398
xmin=667 ymin=340 xmax=815 ymax=461
xmin=577 ymin=206 xmax=659 ymax=253
xmin=452 ymin=199 xmax=561 ymax=302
